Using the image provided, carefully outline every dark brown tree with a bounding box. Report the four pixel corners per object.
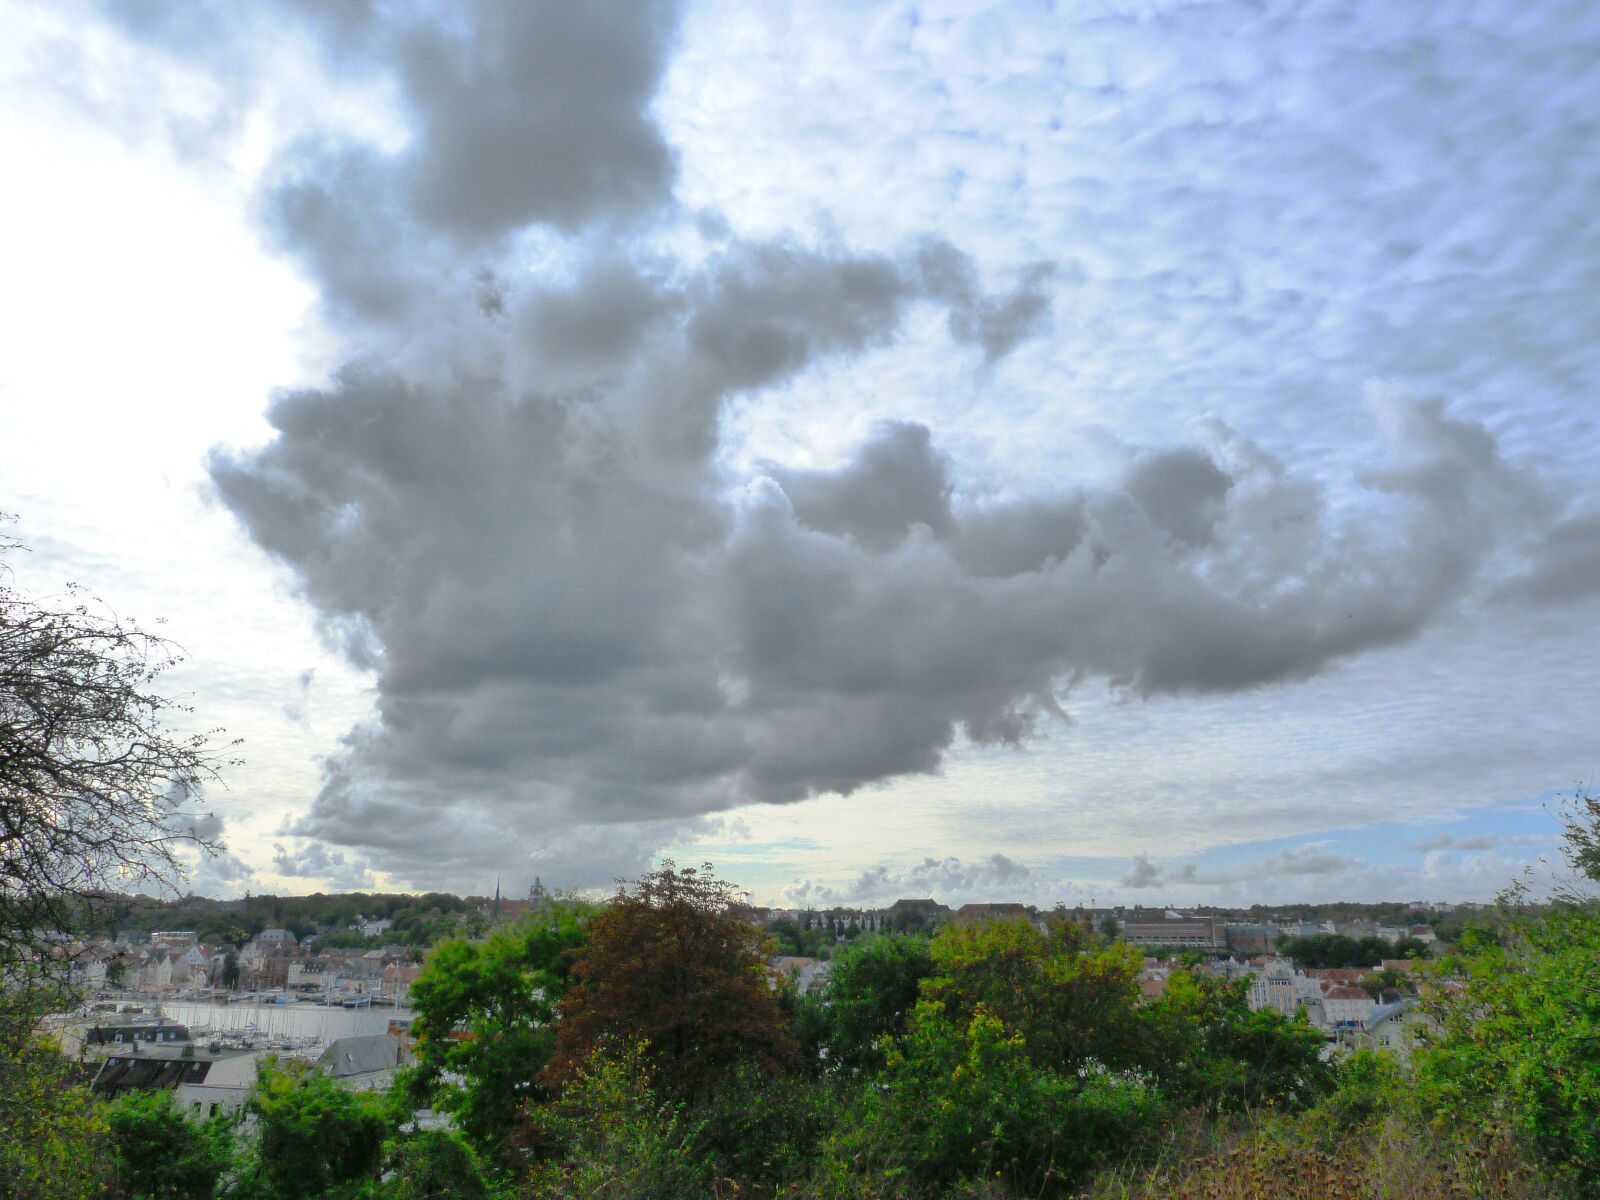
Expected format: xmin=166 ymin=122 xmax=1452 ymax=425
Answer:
xmin=546 ymin=861 xmax=794 ymax=1102
xmin=0 ymin=521 xmax=234 ymax=972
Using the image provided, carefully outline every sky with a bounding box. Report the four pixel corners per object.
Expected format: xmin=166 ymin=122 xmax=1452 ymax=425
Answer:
xmin=2 ymin=0 xmax=1598 ymax=909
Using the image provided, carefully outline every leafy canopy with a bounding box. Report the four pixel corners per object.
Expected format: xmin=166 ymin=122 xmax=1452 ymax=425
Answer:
xmin=403 ymin=900 xmax=590 ymax=1157
xmin=800 ymin=931 xmax=933 ymax=1074
xmin=240 ymin=1061 xmax=392 ymax=1200
xmin=548 ymin=861 xmax=795 ymax=1103
xmin=922 ymin=915 xmax=1147 ymax=1071
xmin=106 ymin=1088 xmax=235 ymax=1200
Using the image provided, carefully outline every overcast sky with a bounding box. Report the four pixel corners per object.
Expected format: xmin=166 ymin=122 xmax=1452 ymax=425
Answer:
xmin=3 ymin=0 xmax=1598 ymax=908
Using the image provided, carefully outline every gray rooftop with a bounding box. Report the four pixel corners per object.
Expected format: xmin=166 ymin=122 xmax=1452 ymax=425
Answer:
xmin=317 ymin=1034 xmax=400 ymax=1078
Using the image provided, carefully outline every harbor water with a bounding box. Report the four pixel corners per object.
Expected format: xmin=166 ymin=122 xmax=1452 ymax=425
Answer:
xmin=154 ymin=999 xmax=414 ymax=1049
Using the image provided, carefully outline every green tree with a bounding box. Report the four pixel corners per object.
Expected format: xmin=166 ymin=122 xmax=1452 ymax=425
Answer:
xmin=1411 ymin=793 xmax=1600 ymax=1195
xmin=1558 ymin=787 xmax=1600 ymax=881
xmin=0 ymin=998 xmax=112 ymax=1200
xmin=222 ymin=950 xmax=241 ymax=990
xmin=832 ymin=1001 xmax=1164 ymax=1196
xmin=548 ymin=862 xmax=795 ymax=1104
xmin=801 ymin=931 xmax=933 ymax=1074
xmin=921 ymin=916 xmax=1146 ymax=1071
xmin=1356 ymin=966 xmax=1414 ymax=1000
xmin=106 ymin=1088 xmax=235 ymax=1200
xmin=403 ymin=902 xmax=589 ymax=1158
xmin=381 ymin=1130 xmax=489 ymax=1200
xmin=1415 ymin=901 xmax=1600 ymax=1194
xmin=240 ymin=1062 xmax=391 ymax=1200
xmin=1391 ymin=935 xmax=1430 ymax=959
xmin=1148 ymin=970 xmax=1331 ymax=1112
xmin=1278 ymin=931 xmax=1422 ymax=969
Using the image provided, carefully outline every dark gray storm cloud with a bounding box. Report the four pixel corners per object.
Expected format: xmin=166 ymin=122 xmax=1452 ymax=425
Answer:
xmin=768 ymin=422 xmax=954 ymax=553
xmin=917 ymin=241 xmax=1056 ymax=363
xmin=397 ymin=0 xmax=681 ymax=239
xmin=212 ymin=311 xmax=1582 ymax=887
xmin=224 ymin=0 xmax=680 ymax=312
xmin=148 ymin=0 xmax=1597 ymax=890
xmin=1497 ymin=513 xmax=1600 ymax=606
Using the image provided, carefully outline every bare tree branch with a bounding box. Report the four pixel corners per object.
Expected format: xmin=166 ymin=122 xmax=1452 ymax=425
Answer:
xmin=0 ymin=517 xmax=240 ymax=974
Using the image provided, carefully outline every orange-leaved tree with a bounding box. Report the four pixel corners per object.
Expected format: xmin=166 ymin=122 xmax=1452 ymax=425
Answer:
xmin=546 ymin=861 xmax=794 ymax=1102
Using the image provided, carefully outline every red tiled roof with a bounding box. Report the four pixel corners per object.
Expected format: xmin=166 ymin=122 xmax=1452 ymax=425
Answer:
xmin=1324 ymin=986 xmax=1371 ymax=1000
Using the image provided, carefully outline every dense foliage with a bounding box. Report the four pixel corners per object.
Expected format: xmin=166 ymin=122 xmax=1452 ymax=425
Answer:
xmin=1276 ymin=932 xmax=1430 ymax=968
xmin=106 ymin=1088 xmax=235 ymax=1200
xmin=79 ymin=889 xmax=486 ymax=952
xmin=1407 ymin=808 xmax=1600 ymax=1196
xmin=241 ymin=1063 xmax=392 ymax=1199
xmin=547 ymin=861 xmax=795 ymax=1104
xmin=0 ymin=994 xmax=113 ymax=1200
xmin=797 ymin=931 xmax=933 ymax=1074
xmin=403 ymin=900 xmax=590 ymax=1157
xmin=834 ymin=1001 xmax=1166 ymax=1195
xmin=11 ymin=854 xmax=1600 ymax=1198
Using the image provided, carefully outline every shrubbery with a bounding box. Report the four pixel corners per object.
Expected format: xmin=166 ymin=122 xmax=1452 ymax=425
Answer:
xmin=1413 ymin=896 xmax=1600 ymax=1195
xmin=106 ymin=1088 xmax=235 ymax=1200
xmin=830 ymin=1002 xmax=1166 ymax=1196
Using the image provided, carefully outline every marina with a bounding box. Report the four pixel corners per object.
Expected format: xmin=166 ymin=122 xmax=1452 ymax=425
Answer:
xmin=155 ymin=999 xmax=413 ymax=1051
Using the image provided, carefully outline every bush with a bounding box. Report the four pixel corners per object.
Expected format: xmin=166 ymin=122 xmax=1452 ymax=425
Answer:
xmin=106 ymin=1088 xmax=235 ymax=1200
xmin=921 ymin=917 xmax=1148 ymax=1074
xmin=381 ymin=1130 xmax=490 ymax=1200
xmin=1299 ymin=1049 xmax=1402 ymax=1140
xmin=1414 ymin=900 xmax=1600 ymax=1195
xmin=688 ymin=1060 xmax=842 ymax=1190
xmin=0 ymin=1010 xmax=112 ymax=1200
xmin=1146 ymin=971 xmax=1332 ymax=1112
xmin=522 ymin=1041 xmax=707 ymax=1200
xmin=829 ymin=1002 xmax=1165 ymax=1197
xmin=799 ymin=933 xmax=933 ymax=1075
xmin=240 ymin=1062 xmax=391 ymax=1200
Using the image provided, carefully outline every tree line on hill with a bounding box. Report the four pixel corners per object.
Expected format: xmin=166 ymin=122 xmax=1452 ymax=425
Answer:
xmin=1277 ymin=931 xmax=1432 ymax=968
xmin=74 ymin=891 xmax=487 ymax=953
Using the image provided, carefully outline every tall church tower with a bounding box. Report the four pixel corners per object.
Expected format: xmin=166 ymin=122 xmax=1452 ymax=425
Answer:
xmin=528 ymin=876 xmax=546 ymax=910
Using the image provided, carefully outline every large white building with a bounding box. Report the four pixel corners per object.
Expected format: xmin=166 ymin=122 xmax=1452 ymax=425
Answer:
xmin=1321 ymin=986 xmax=1377 ymax=1027
xmin=1246 ymin=958 xmax=1300 ymax=1018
